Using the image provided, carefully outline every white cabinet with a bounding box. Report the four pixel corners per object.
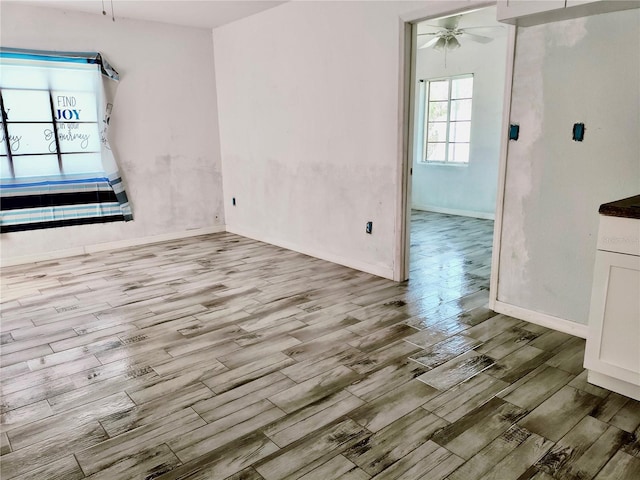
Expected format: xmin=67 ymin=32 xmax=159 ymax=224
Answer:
xmin=584 ymin=215 xmax=640 ymax=401
xmin=565 ymin=0 xmax=603 ymax=6
xmin=497 ymin=0 xmax=566 ymax=20
xmin=565 ymin=0 xmax=599 ymax=5
xmin=497 ymin=0 xmax=640 ymax=27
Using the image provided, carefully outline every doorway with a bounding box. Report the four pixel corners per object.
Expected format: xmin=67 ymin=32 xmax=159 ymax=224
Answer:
xmin=398 ymin=5 xmax=516 ymax=312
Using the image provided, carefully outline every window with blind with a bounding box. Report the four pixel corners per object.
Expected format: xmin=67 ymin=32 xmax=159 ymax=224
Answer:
xmin=0 ymin=48 xmax=132 ymax=233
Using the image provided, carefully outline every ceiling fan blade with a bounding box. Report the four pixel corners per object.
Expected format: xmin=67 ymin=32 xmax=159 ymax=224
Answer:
xmin=417 ymin=32 xmax=441 ymax=36
xmin=440 ymin=15 xmax=461 ymax=30
xmin=459 ymin=25 xmax=505 ymax=31
xmin=461 ymin=32 xmax=493 ymax=44
xmin=418 ymin=36 xmax=442 ymax=49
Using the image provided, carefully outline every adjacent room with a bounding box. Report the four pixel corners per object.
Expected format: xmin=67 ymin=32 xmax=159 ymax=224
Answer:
xmin=407 ymin=6 xmax=506 ymax=321
xmin=1 ymin=1 xmax=639 ymax=479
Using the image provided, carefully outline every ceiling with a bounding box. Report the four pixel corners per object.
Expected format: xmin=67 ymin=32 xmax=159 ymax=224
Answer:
xmin=4 ymin=1 xmax=288 ymax=29
xmin=417 ymin=6 xmax=503 ymax=35
xmin=416 ymin=6 xmax=506 ymax=50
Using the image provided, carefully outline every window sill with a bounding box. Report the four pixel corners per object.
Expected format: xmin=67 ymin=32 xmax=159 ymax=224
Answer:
xmin=419 ymin=161 xmax=469 ymax=167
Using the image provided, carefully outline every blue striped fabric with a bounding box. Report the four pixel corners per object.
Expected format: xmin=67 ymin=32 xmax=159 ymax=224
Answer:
xmin=1 ymin=204 xmax=124 ymax=226
xmin=0 ymin=175 xmax=130 ymax=231
xmin=0 ymin=47 xmax=119 ymax=80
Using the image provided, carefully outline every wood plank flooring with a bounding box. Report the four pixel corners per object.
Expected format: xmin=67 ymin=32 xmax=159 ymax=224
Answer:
xmin=1 ymin=210 xmax=639 ymax=479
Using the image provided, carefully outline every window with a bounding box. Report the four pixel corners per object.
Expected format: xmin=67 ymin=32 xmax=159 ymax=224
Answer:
xmin=0 ymin=48 xmax=132 ymax=233
xmin=1 ymin=90 xmax=102 ymax=177
xmin=422 ymin=74 xmax=473 ymax=164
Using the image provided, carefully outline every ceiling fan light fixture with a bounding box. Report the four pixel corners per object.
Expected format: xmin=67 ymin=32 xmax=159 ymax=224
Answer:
xmin=447 ymin=37 xmax=461 ymax=50
xmin=433 ymin=37 xmax=448 ymax=51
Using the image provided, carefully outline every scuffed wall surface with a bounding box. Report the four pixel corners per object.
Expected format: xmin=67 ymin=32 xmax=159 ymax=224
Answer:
xmin=412 ymin=7 xmax=507 ymax=217
xmin=214 ymin=0 xmax=487 ymax=278
xmin=498 ymin=9 xmax=640 ymax=324
xmin=1 ymin=4 xmax=225 ymax=258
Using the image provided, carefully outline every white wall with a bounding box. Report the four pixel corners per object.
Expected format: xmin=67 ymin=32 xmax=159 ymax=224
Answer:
xmin=213 ymin=0 xmax=490 ymax=279
xmin=412 ymin=7 xmax=506 ymax=218
xmin=497 ymin=9 xmax=640 ymax=325
xmin=0 ymin=4 xmax=225 ymax=261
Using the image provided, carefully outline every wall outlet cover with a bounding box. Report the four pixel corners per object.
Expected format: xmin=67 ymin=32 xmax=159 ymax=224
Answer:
xmin=509 ymin=124 xmax=519 ymax=141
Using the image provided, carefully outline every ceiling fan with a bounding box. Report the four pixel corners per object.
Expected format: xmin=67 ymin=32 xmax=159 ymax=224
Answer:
xmin=418 ymin=15 xmax=501 ymax=51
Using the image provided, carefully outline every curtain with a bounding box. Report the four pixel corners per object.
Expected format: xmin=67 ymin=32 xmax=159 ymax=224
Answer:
xmin=0 ymin=47 xmax=132 ymax=233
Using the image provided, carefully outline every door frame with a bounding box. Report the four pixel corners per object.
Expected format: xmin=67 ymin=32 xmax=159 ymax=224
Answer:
xmin=395 ymin=2 xmax=517 ymax=313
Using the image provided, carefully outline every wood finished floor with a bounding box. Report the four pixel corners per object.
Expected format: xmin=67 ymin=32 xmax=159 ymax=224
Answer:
xmin=1 ymin=211 xmax=639 ymax=480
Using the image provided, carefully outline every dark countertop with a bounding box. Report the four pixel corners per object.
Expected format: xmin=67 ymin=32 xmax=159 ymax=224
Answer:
xmin=599 ymin=195 xmax=640 ymax=219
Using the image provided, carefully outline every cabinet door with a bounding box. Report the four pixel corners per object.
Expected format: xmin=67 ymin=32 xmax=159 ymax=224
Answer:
xmin=498 ymin=0 xmax=639 ymax=26
xmin=584 ymin=251 xmax=640 ymax=386
xmin=565 ymin=0 xmax=599 ymax=5
xmin=497 ymin=0 xmax=566 ymax=22
xmin=566 ymin=0 xmax=640 ymax=15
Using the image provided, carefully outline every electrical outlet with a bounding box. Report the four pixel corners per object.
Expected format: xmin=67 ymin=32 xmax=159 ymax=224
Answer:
xmin=366 ymin=221 xmax=373 ymax=234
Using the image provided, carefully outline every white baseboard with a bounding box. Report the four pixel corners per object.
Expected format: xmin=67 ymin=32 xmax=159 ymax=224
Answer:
xmin=2 ymin=246 xmax=89 ymax=267
xmin=587 ymin=371 xmax=640 ymax=401
xmin=412 ymin=204 xmax=495 ymax=221
xmin=226 ymin=224 xmax=395 ymax=280
xmin=493 ymin=300 xmax=589 ymax=339
xmin=2 ymin=223 xmax=394 ymax=281
xmin=1 ymin=225 xmax=226 ymax=267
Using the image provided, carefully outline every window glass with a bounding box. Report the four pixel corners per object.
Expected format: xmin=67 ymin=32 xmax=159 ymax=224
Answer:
xmin=449 ymin=143 xmax=470 ymax=163
xmin=426 ymin=142 xmax=446 ymax=162
xmin=12 ymin=154 xmax=60 ymax=177
xmin=61 ymin=153 xmax=104 ymax=174
xmin=428 ymin=101 xmax=449 ymax=122
xmin=0 ymin=133 xmax=8 ymax=156
xmin=58 ymin=123 xmax=101 ymax=153
xmin=2 ymin=89 xmax=101 ymax=167
xmin=450 ymin=99 xmax=472 ymax=121
xmin=452 ymin=77 xmax=473 ymax=99
xmin=449 ymin=121 xmax=471 ymax=143
xmin=3 ymin=89 xmax=52 ymax=122
xmin=52 ymin=91 xmax=98 ymax=122
xmin=0 ymin=156 xmax=11 ymax=177
xmin=427 ymin=122 xmax=447 ymax=143
xmin=6 ymin=123 xmax=56 ymax=155
xmin=429 ymin=80 xmax=449 ymax=101
xmin=49 ymin=68 xmax=97 ymax=92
